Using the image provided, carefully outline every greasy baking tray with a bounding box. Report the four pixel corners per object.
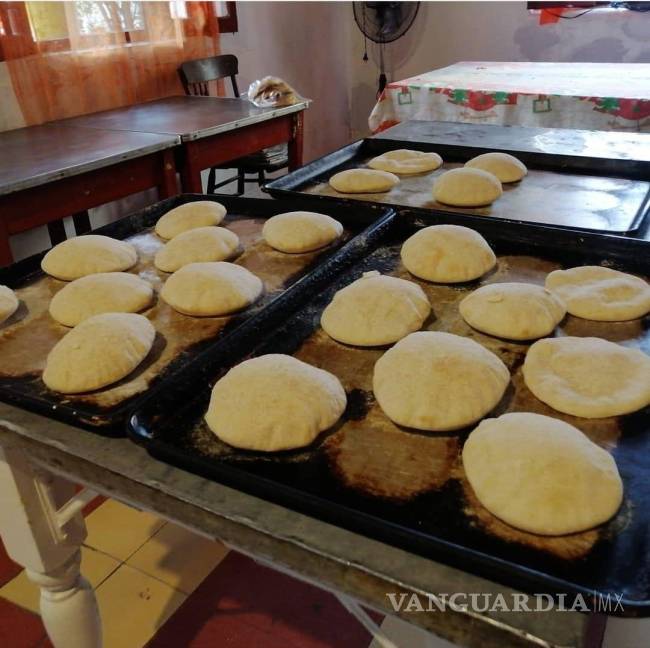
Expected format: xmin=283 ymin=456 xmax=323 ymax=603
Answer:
xmin=265 ymin=137 xmax=650 ymax=234
xmin=0 ymin=195 xmax=395 ymax=434
xmin=130 ymin=212 xmax=650 ymax=614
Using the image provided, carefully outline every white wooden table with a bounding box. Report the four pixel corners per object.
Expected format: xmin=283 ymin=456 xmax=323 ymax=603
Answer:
xmin=0 ymin=401 xmax=602 ymax=648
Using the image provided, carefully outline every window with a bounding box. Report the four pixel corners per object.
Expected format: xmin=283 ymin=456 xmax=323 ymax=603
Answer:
xmin=2 ymin=0 xmax=236 ymax=57
xmin=215 ymin=1 xmax=238 ymax=33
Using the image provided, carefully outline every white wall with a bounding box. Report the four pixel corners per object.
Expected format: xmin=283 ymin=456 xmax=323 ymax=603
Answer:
xmin=349 ymin=2 xmax=650 ymax=137
xmin=220 ymin=1 xmax=353 ymax=161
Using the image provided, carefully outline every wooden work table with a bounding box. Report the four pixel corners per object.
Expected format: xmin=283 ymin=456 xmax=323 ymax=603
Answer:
xmin=0 ymin=123 xmax=178 ymax=266
xmin=0 ymin=96 xmax=308 ymax=266
xmin=0 ymin=403 xmax=601 ymax=648
xmin=62 ymin=95 xmax=309 ymax=193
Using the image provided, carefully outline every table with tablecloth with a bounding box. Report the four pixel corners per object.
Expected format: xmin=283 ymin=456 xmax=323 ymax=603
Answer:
xmin=369 ymin=61 xmax=650 ymax=134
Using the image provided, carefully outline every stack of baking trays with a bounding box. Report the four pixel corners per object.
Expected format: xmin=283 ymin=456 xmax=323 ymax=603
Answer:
xmin=1 ymin=124 xmax=650 ymax=615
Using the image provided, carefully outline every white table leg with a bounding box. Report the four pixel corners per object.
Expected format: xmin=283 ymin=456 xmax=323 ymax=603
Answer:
xmin=0 ymin=443 xmax=102 ymax=648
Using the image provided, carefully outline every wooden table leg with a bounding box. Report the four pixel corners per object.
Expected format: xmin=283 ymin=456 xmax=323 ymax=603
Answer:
xmin=72 ymin=212 xmax=91 ymax=236
xmin=158 ymin=149 xmax=179 ymax=199
xmin=0 ymin=218 xmax=13 ymax=267
xmin=47 ymin=220 xmax=67 ymax=246
xmin=0 ymin=443 xmax=101 ymax=648
xmin=179 ymin=143 xmax=204 ymax=194
xmin=288 ymin=111 xmax=305 ymax=171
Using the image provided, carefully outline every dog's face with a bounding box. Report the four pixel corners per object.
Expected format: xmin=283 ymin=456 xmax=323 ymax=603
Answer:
xmin=248 ymin=76 xmax=302 ymax=107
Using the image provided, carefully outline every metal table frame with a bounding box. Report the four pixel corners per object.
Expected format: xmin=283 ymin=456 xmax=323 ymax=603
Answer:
xmin=0 ymin=402 xmax=605 ymax=648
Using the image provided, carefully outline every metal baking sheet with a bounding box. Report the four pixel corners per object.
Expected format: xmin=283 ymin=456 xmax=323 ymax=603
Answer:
xmin=130 ymin=212 xmax=650 ymax=614
xmin=265 ymin=137 xmax=650 ymax=234
xmin=0 ymin=195 xmax=394 ymax=433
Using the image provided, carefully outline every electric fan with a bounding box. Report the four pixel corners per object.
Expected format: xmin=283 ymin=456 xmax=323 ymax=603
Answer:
xmin=353 ymin=2 xmax=420 ymax=97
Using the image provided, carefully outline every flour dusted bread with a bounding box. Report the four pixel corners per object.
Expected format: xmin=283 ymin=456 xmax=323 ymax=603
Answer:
xmin=155 ymin=201 xmax=226 ymax=240
xmin=465 ymin=152 xmax=527 ymax=183
xmin=0 ymin=286 xmax=19 ymax=325
xmin=262 ymin=211 xmax=343 ymax=253
xmin=523 ymin=336 xmax=650 ymax=418
xmin=433 ymin=167 xmax=502 ymax=207
xmin=154 ymin=227 xmax=239 ymax=272
xmin=329 ymin=168 xmax=399 ymax=193
xmin=545 ymin=266 xmax=650 ymax=321
xmin=42 ymin=313 xmax=155 ymax=394
xmin=368 ymin=149 xmax=443 ymax=175
xmin=49 ymin=272 xmax=153 ymax=327
xmin=321 ymin=271 xmax=431 ymax=346
xmin=41 ymin=235 xmax=137 ymax=281
xmin=463 ymin=412 xmax=623 ymax=535
xmin=460 ymin=282 xmax=566 ymax=340
xmin=205 ymin=354 xmax=347 ymax=451
xmin=373 ymin=331 xmax=509 ymax=431
xmin=160 ymin=262 xmax=262 ymax=316
xmin=401 ymin=225 xmax=496 ymax=283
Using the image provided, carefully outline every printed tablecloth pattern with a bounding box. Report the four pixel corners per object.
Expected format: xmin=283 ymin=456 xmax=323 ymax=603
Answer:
xmin=369 ymin=62 xmax=650 ymax=134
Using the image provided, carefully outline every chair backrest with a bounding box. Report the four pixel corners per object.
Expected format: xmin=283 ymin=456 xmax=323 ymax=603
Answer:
xmin=179 ymin=54 xmax=239 ymax=97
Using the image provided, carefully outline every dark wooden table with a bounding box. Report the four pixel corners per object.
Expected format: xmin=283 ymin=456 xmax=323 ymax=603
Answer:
xmin=0 ymin=124 xmax=179 ymax=266
xmin=63 ymin=96 xmax=309 ymax=193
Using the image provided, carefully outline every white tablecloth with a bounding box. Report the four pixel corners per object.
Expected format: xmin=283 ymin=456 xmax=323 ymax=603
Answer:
xmin=369 ymin=62 xmax=650 ymax=133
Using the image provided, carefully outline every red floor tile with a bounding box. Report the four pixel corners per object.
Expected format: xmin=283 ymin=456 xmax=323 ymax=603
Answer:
xmin=0 ymin=537 xmax=22 ymax=588
xmin=0 ymin=597 xmax=47 ymax=648
xmin=146 ymin=551 xmax=376 ymax=648
xmin=82 ymin=494 xmax=107 ymax=517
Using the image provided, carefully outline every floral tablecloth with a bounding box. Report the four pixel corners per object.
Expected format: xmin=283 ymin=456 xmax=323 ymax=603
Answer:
xmin=369 ymin=62 xmax=650 ymax=134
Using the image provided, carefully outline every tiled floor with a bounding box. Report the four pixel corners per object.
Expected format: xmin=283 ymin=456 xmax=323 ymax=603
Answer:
xmin=0 ymin=498 xmax=381 ymax=648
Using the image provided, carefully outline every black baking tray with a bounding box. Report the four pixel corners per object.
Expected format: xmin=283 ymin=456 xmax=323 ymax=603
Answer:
xmin=265 ymin=135 xmax=650 ymax=235
xmin=0 ymin=195 xmax=395 ymax=434
xmin=130 ymin=211 xmax=650 ymax=615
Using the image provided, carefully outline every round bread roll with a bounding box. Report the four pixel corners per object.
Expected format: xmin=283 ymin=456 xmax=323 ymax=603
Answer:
xmin=463 ymin=412 xmax=623 ymax=536
xmin=329 ymin=168 xmax=399 ymax=194
xmin=459 ymin=282 xmax=566 ymax=341
xmin=42 ymin=313 xmax=155 ymax=394
xmin=433 ymin=167 xmax=502 ymax=207
xmin=545 ymin=266 xmax=650 ymax=322
xmin=373 ymin=331 xmax=510 ymax=431
xmin=41 ymin=235 xmax=137 ymax=281
xmin=205 ymin=354 xmax=347 ymax=451
xmin=523 ymin=336 xmax=650 ymax=418
xmin=49 ymin=272 xmax=154 ymax=327
xmin=262 ymin=211 xmax=343 ymax=253
xmin=401 ymin=225 xmax=496 ymax=283
xmin=321 ymin=271 xmax=431 ymax=346
xmin=154 ymin=227 xmax=239 ymax=272
xmin=155 ymin=201 xmax=226 ymax=240
xmin=0 ymin=286 xmax=19 ymax=325
xmin=368 ymin=149 xmax=443 ymax=175
xmin=160 ymin=262 xmax=263 ymax=317
xmin=465 ymin=152 xmax=527 ymax=183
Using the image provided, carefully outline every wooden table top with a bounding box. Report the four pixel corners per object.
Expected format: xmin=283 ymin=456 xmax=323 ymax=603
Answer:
xmin=375 ymin=120 xmax=650 ymax=163
xmin=0 ymin=123 xmax=179 ymax=196
xmin=61 ymin=96 xmax=309 ymax=142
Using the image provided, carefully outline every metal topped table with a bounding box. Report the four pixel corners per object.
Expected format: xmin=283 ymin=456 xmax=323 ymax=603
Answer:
xmin=375 ymin=120 xmax=650 ymax=169
xmin=0 ymin=124 xmax=179 ymax=266
xmin=0 ymin=402 xmax=604 ymax=648
xmin=63 ymin=96 xmax=309 ymax=193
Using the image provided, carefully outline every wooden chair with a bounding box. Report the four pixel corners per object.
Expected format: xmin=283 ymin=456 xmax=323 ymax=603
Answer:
xmin=178 ymin=55 xmax=289 ymax=195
